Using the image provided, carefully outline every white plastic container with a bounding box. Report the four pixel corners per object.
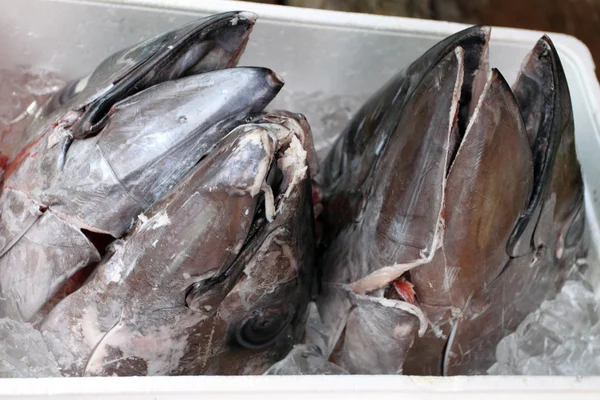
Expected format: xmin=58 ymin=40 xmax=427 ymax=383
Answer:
xmin=1 ymin=0 xmax=600 ymax=397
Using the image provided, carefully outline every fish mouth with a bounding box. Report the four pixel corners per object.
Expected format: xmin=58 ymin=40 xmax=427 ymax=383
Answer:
xmin=71 ymin=11 xmax=257 ymax=138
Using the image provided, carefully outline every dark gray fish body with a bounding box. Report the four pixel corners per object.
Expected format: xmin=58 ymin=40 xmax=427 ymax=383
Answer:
xmin=0 ymin=69 xmax=65 ymax=177
xmin=443 ymin=35 xmax=587 ymax=375
xmin=406 ymin=68 xmax=534 ymax=375
xmin=41 ymin=111 xmax=316 ymax=376
xmin=0 ymin=13 xmax=286 ymax=323
xmin=316 ymin=27 xmax=586 ymax=377
xmin=316 ymin=29 xmax=478 ymax=373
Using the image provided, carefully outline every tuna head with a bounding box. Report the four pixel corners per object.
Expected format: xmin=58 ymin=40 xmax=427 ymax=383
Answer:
xmin=442 ymin=35 xmax=587 ymax=376
xmin=320 ymin=24 xmax=489 ymax=206
xmin=0 ymin=67 xmax=282 ymax=323
xmin=316 ymin=24 xmax=586 ymax=377
xmin=316 ymin=38 xmax=470 ymax=374
xmin=40 ymin=111 xmax=316 ymax=376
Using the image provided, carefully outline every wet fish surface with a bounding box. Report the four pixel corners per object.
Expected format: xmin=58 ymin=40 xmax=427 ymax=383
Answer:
xmin=0 ymin=12 xmax=589 ymax=378
xmin=0 ymin=12 xmax=318 ymax=377
xmin=314 ymin=26 xmax=588 ymax=376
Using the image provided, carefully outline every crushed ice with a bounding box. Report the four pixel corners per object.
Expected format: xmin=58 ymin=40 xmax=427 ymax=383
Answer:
xmin=488 ymin=278 xmax=600 ymax=376
xmin=264 ymin=344 xmax=349 ymax=375
xmin=0 ymin=318 xmax=62 ymax=378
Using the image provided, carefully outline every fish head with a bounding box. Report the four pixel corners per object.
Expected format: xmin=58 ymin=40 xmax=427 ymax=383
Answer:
xmin=0 ymin=19 xmax=279 ymax=327
xmin=25 ymin=67 xmax=283 ymax=239
xmin=42 ymin=111 xmax=316 ymax=376
xmin=182 ymin=111 xmax=316 ymax=374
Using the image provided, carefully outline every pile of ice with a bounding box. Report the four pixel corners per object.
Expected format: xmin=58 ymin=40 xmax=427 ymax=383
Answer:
xmin=0 ymin=318 xmax=61 ymax=378
xmin=0 ymin=67 xmax=64 ymax=125
xmin=488 ymin=279 xmax=600 ymax=375
xmin=264 ymin=344 xmax=349 ymax=375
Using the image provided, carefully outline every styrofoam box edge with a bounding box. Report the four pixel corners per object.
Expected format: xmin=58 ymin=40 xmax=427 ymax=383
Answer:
xmin=2 ymin=374 xmax=600 ymax=399
xmin=3 ymin=1 xmax=600 ymax=397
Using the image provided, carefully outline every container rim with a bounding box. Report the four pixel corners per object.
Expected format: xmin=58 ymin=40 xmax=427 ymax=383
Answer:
xmin=2 ymin=375 xmax=600 ymax=398
xmin=82 ymin=0 xmax=599 ymax=69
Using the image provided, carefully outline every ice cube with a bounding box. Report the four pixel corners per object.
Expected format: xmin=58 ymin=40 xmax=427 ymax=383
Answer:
xmin=586 ymin=322 xmax=600 ymax=349
xmin=0 ymin=318 xmax=62 ymax=378
xmin=536 ymin=312 xmax=571 ymax=343
xmin=495 ymin=334 xmax=528 ymax=367
xmin=487 ymin=362 xmax=517 ymax=375
xmin=490 ymin=277 xmax=600 ymax=376
xmin=515 ymin=312 xmax=562 ymax=356
xmin=516 ymin=356 xmax=560 ymax=375
xmin=558 ymin=280 xmax=599 ymax=326
xmin=551 ymin=338 xmax=591 ymax=375
xmin=303 ymin=302 xmax=333 ymax=353
xmin=23 ymin=69 xmax=65 ymax=96
xmin=0 ymin=67 xmax=65 ymax=163
xmin=263 ymin=344 xmax=349 ymax=375
xmin=0 ymin=68 xmax=63 ymax=123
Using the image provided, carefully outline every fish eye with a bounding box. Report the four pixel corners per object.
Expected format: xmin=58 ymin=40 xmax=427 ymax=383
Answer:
xmin=235 ymin=303 xmax=295 ymax=349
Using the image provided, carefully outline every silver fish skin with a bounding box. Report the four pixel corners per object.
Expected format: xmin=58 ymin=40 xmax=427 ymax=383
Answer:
xmin=24 ymin=11 xmax=257 ymax=146
xmin=0 ymin=67 xmax=283 ymax=322
xmin=41 ymin=111 xmax=316 ymax=377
